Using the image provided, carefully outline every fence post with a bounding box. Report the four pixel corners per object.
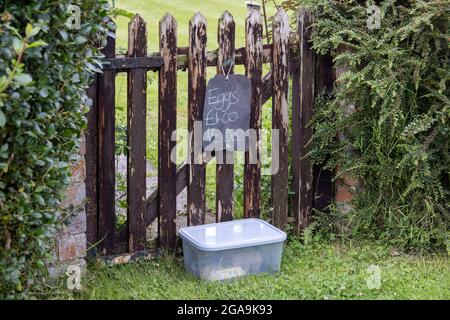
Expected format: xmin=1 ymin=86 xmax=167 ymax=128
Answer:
xmin=97 ymin=28 xmax=116 ymax=255
xmin=244 ymin=8 xmax=263 ymax=218
xmin=187 ymin=13 xmax=207 ymax=226
xmin=85 ymin=76 xmax=98 ymax=256
xmin=292 ymin=8 xmax=315 ymax=233
xmin=159 ymin=14 xmax=177 ymax=251
xmin=272 ymin=8 xmax=290 ymax=230
xmin=127 ymin=14 xmax=147 ymax=252
xmin=216 ymin=11 xmax=235 ymax=222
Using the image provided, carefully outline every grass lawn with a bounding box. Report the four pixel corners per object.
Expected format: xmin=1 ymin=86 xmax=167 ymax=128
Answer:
xmin=58 ymin=240 xmax=449 ymax=300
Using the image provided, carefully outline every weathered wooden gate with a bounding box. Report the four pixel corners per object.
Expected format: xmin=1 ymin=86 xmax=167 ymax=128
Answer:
xmin=85 ymin=7 xmax=334 ymax=257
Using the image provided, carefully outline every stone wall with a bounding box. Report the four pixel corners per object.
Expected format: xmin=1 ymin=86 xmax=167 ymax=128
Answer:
xmin=48 ymin=134 xmax=87 ymax=277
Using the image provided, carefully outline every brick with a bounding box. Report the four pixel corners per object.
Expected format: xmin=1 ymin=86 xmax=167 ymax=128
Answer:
xmin=79 ymin=133 xmax=86 ymax=156
xmin=335 ymin=164 xmax=357 ymax=204
xmin=70 ymin=158 xmax=86 ymax=184
xmin=60 ymin=210 xmax=87 ymax=235
xmin=56 ymin=233 xmax=86 ymax=261
xmin=61 ymin=182 xmax=86 ymax=208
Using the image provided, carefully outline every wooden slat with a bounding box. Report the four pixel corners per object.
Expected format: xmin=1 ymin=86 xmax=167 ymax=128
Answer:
xmin=216 ymin=11 xmax=235 ymax=223
xmin=158 ymin=14 xmax=177 ymax=251
xmin=85 ymin=76 xmax=98 ymax=256
xmin=187 ymin=13 xmax=207 ymax=226
xmin=102 ymin=55 xmax=163 ymax=71
xmin=101 ymin=45 xmax=273 ymax=72
xmin=127 ymin=15 xmax=147 ymax=252
xmin=261 ymin=58 xmax=299 ymax=106
xmin=145 ymin=153 xmax=214 ymax=228
xmin=178 ymin=45 xmax=272 ymax=70
xmin=97 ymin=30 xmax=116 ymax=255
xmin=244 ymin=9 xmax=263 ymax=218
xmin=291 ymin=59 xmax=301 ymax=229
xmin=261 ymin=71 xmax=273 ymax=106
xmin=293 ymin=8 xmax=315 ymax=233
xmin=272 ymin=9 xmax=290 ymax=229
xmin=145 ymin=163 xmax=187 ymax=226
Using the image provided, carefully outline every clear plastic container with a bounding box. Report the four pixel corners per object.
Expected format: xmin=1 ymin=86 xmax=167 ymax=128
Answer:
xmin=179 ymin=218 xmax=287 ymax=281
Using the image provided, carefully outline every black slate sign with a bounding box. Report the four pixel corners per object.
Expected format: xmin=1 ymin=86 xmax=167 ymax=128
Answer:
xmin=202 ymin=74 xmax=251 ymax=151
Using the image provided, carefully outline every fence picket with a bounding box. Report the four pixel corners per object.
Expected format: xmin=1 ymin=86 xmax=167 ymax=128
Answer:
xmin=85 ymin=76 xmax=98 ymax=256
xmin=127 ymin=15 xmax=147 ymax=252
xmin=159 ymin=14 xmax=178 ymax=251
xmin=216 ymin=11 xmax=235 ymax=222
xmin=293 ymin=8 xmax=315 ymax=233
xmin=272 ymin=9 xmax=290 ymax=230
xmin=97 ymin=30 xmax=116 ymax=255
xmin=187 ymin=13 xmax=207 ymax=226
xmin=244 ymin=9 xmax=263 ymax=218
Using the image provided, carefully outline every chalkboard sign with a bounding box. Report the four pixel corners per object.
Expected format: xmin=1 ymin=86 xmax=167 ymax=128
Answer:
xmin=202 ymin=74 xmax=251 ymax=151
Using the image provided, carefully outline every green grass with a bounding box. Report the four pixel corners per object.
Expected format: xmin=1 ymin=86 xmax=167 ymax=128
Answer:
xmin=58 ymin=240 xmax=449 ymax=300
xmin=113 ymin=0 xmax=276 ymax=51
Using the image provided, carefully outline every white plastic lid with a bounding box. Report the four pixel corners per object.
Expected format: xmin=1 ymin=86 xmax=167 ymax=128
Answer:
xmin=179 ymin=218 xmax=287 ymax=251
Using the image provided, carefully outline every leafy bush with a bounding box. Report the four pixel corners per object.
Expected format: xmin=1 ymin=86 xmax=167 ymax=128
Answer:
xmin=284 ymin=0 xmax=449 ymax=250
xmin=0 ymin=0 xmax=110 ymax=299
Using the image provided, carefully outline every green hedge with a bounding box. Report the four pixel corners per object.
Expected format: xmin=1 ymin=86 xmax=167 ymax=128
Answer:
xmin=287 ymin=0 xmax=449 ymax=250
xmin=0 ymin=0 xmax=110 ymax=299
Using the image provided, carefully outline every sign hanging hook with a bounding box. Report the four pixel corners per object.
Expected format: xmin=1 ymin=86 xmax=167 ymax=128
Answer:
xmin=221 ymin=57 xmax=235 ymax=81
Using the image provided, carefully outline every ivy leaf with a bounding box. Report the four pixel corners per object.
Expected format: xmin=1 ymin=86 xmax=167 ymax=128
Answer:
xmin=27 ymin=40 xmax=48 ymax=49
xmin=75 ymin=36 xmax=86 ymax=44
xmin=38 ymin=87 xmax=48 ymax=98
xmin=34 ymin=195 xmax=45 ymax=206
xmin=30 ymin=26 xmax=41 ymax=38
xmin=0 ymin=110 xmax=5 ymax=127
xmin=32 ymin=212 xmax=43 ymax=219
xmin=56 ymin=161 xmax=68 ymax=168
xmin=13 ymin=73 xmax=33 ymax=84
xmin=25 ymin=24 xmax=33 ymax=38
xmin=59 ymin=29 xmax=68 ymax=41
xmin=25 ymin=24 xmax=42 ymax=38
xmin=12 ymin=37 xmax=24 ymax=54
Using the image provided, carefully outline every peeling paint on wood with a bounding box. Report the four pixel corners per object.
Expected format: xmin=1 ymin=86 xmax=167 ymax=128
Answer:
xmin=159 ymin=14 xmax=178 ymax=251
xmin=292 ymin=8 xmax=315 ymax=233
xmin=244 ymin=9 xmax=263 ymax=219
xmin=216 ymin=11 xmax=235 ymax=223
xmin=85 ymin=76 xmax=98 ymax=257
xmin=188 ymin=12 xmax=207 ymax=226
xmin=127 ymin=14 xmax=147 ymax=252
xmin=272 ymin=8 xmax=290 ymax=230
xmin=97 ymin=29 xmax=116 ymax=255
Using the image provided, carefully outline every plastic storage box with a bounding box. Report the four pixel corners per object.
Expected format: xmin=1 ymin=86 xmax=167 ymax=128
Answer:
xmin=179 ymin=218 xmax=287 ymax=281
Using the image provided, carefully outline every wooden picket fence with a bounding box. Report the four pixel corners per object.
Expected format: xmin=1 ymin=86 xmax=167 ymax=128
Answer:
xmin=85 ymin=7 xmax=334 ymax=257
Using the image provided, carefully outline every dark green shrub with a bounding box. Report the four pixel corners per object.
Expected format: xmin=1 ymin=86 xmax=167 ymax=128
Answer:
xmin=284 ymin=0 xmax=449 ymax=250
xmin=0 ymin=0 xmax=110 ymax=299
